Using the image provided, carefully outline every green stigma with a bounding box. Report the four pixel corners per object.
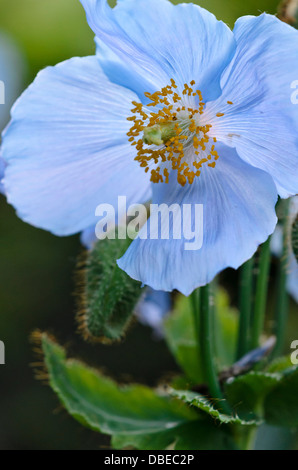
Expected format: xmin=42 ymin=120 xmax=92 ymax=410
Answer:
xmin=143 ymin=122 xmax=176 ymax=146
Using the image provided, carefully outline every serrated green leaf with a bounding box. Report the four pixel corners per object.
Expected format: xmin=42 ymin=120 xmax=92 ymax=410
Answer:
xmin=41 ymin=334 xmax=198 ymax=443
xmin=291 ymin=214 xmax=298 ymax=263
xmin=224 ymin=372 xmax=282 ymax=421
xmin=41 ymin=334 xmax=239 ymax=450
xmin=264 ymin=366 xmax=298 ymax=427
xmin=78 ymin=235 xmax=142 ymax=342
xmin=170 ymin=389 xmax=259 ymax=426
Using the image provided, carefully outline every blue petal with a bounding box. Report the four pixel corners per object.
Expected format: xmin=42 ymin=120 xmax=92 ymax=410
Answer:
xmin=95 ymin=37 xmax=153 ymax=103
xmin=118 ymin=145 xmax=278 ymax=295
xmin=1 ymin=56 xmax=151 ymax=236
xmin=135 ymin=288 xmax=171 ymax=337
xmin=81 ymin=0 xmax=236 ymax=101
xmin=206 ymin=14 xmax=298 ymax=198
xmin=80 ymin=225 xmax=98 ymax=249
xmin=270 ymin=225 xmax=283 ymax=258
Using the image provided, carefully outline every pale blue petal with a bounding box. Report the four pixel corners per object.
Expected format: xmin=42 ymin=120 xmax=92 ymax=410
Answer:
xmin=80 ymin=225 xmax=98 ymax=249
xmin=94 ymin=37 xmax=155 ymax=103
xmin=81 ymin=0 xmax=236 ymax=101
xmin=289 ymin=196 xmax=298 ymax=224
xmin=270 ymin=225 xmax=283 ymax=258
xmin=118 ymin=145 xmax=278 ymax=295
xmin=207 ymin=14 xmax=298 ymax=198
xmin=1 ymin=56 xmax=151 ymax=235
xmin=135 ymin=288 xmax=171 ymax=337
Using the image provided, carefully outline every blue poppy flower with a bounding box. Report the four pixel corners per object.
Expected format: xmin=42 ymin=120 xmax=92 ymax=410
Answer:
xmin=1 ymin=0 xmax=298 ymax=295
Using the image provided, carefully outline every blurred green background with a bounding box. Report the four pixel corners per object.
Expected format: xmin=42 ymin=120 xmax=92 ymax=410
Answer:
xmin=0 ymin=0 xmax=296 ymax=450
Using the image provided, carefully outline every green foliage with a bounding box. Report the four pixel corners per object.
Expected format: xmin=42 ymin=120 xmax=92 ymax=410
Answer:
xmin=164 ymin=295 xmax=203 ymax=384
xmin=214 ymin=289 xmax=239 ymax=368
xmin=112 ymin=420 xmax=237 ymax=451
xmin=77 ymin=236 xmax=142 ymax=342
xmin=266 ymin=356 xmax=294 ymax=374
xmin=42 ymin=334 xmax=196 ymax=430
xmin=0 ymin=0 xmax=94 ymax=79
xmin=264 ymin=367 xmax=298 ymax=427
xmin=164 ymin=289 xmax=238 ymax=384
xmin=1 ymin=0 xmax=295 ymax=452
xmin=223 ymin=365 xmax=298 ymax=430
xmin=224 ymin=372 xmax=281 ymax=421
xmin=41 ymin=333 xmax=237 ymax=450
xmin=170 ymin=389 xmax=259 ymax=426
xmin=254 ymin=424 xmax=295 ymax=451
xmin=291 ymin=214 xmax=298 ymax=263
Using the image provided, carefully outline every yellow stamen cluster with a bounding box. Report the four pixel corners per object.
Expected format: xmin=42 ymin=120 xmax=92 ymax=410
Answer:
xmin=127 ymin=80 xmax=228 ymax=186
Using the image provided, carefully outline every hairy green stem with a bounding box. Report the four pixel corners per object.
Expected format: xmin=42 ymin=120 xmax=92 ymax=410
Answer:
xmin=199 ymin=285 xmax=231 ymax=414
xmin=236 ymin=258 xmax=254 ymax=359
xmin=190 ymin=288 xmax=200 ymax=331
xmin=251 ymin=238 xmax=271 ymax=349
xmin=273 ymin=201 xmax=290 ymax=358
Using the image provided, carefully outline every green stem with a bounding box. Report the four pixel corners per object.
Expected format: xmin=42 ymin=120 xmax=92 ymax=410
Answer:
xmin=273 ymin=201 xmax=290 ymax=358
xmin=190 ymin=288 xmax=200 ymax=330
xmin=199 ymin=285 xmax=231 ymax=415
xmin=235 ymin=425 xmax=257 ymax=451
xmin=236 ymin=258 xmax=254 ymax=359
xmin=251 ymin=238 xmax=271 ymax=349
